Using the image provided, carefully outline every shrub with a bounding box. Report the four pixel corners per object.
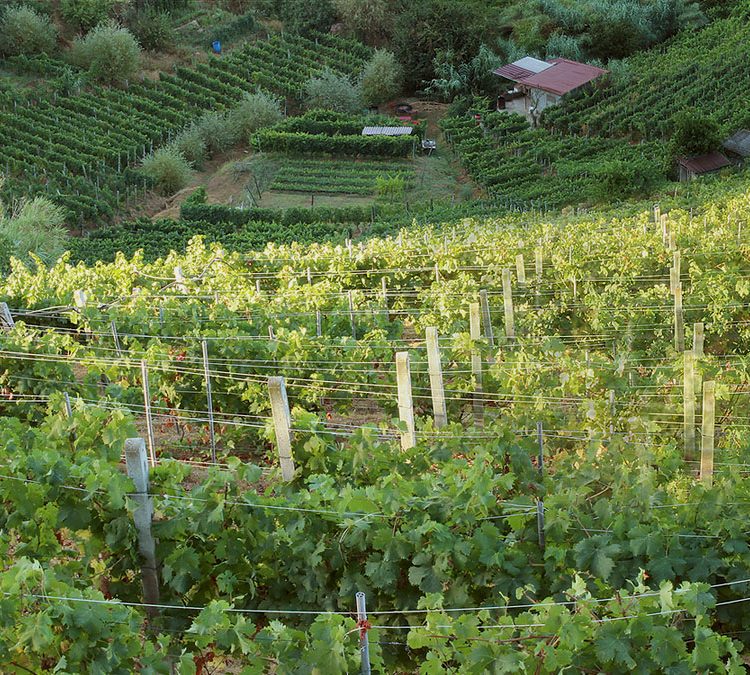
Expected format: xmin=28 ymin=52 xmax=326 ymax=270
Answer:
xmin=126 ymin=7 xmax=174 ymax=51
xmin=668 ymin=110 xmax=721 ymax=157
xmin=359 ymin=50 xmax=402 ymax=107
xmin=278 ymin=0 xmax=335 ymax=36
xmin=304 ymin=68 xmax=362 ymax=114
xmin=592 ymin=158 xmax=661 ymax=201
xmin=60 ymin=0 xmax=118 ymax=32
xmin=545 ymin=32 xmax=583 ymax=61
xmin=194 ymin=111 xmax=238 ymax=155
xmin=69 ymin=21 xmax=141 ymax=85
xmin=332 ymin=0 xmax=392 ymax=43
xmin=0 ymin=5 xmax=58 ymax=56
xmin=140 ymin=147 xmax=193 ymax=195
xmin=375 ymin=174 xmax=405 ymax=202
xmin=0 ymin=194 xmax=68 ymax=270
xmin=229 ymin=91 xmax=284 ymax=141
xmin=172 ymin=125 xmax=208 ymax=169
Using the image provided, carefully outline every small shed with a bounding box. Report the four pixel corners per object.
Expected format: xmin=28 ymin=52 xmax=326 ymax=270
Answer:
xmin=677 ymin=151 xmax=732 ymax=181
xmin=361 ymin=126 xmax=413 ymax=136
xmin=723 ymin=129 xmax=750 ymax=160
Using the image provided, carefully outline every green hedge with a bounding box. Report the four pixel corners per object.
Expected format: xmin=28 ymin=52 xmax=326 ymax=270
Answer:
xmin=252 ymin=129 xmax=414 ymax=157
xmin=180 ymin=201 xmax=373 ymax=225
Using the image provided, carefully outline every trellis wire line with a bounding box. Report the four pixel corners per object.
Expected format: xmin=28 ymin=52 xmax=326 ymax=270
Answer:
xmin=4 ymin=578 xmax=750 ymax=619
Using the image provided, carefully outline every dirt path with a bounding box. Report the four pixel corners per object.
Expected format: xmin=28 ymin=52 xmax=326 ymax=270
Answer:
xmin=137 ymin=147 xmax=252 ymax=221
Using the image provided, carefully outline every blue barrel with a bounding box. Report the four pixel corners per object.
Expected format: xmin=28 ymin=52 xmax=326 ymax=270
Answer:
xmin=212 ymin=40 xmax=222 ymax=54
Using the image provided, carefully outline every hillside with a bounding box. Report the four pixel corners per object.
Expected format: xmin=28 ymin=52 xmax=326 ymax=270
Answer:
xmin=1 ymin=0 xmax=750 ymax=672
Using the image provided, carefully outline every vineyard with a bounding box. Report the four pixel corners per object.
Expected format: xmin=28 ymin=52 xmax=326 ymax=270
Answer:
xmin=0 ymin=32 xmax=371 ymax=223
xmin=2 ymin=179 xmax=750 ymax=670
xmin=442 ymin=112 xmax=668 ymax=208
xmin=3 ymin=0 xmax=750 ymax=671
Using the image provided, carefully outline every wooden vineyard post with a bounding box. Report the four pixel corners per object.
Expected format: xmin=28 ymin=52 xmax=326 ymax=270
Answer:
xmin=348 ymin=290 xmax=357 ymax=340
xmin=469 ymin=303 xmax=484 ymax=425
xmin=381 ymin=277 xmax=389 ymax=320
xmin=479 ymin=289 xmax=495 ymax=363
xmin=672 ymin=251 xmax=681 ymax=294
xmin=73 ymin=289 xmax=90 ymax=335
xmin=124 ymin=438 xmax=160 ymax=615
xmin=316 ymin=310 xmax=322 ymax=337
xmin=0 ymin=302 xmax=14 ymax=331
xmin=674 ymin=282 xmax=685 ymax=352
xmin=425 ymin=327 xmax=447 ymax=428
xmin=201 ymin=340 xmax=217 ymax=463
xmin=700 ymin=380 xmax=715 ymax=485
xmin=174 ymin=266 xmax=188 ymax=294
xmin=395 ymin=352 xmax=416 ymax=449
xmin=684 ymin=351 xmax=696 ymax=462
xmin=140 ymin=360 xmax=156 ymax=467
xmin=516 ymin=254 xmax=526 ymax=286
xmin=693 ymin=322 xmax=704 ymax=357
xmin=268 ymin=376 xmax=295 ymax=481
xmin=502 ymin=268 xmax=515 ymax=342
xmin=73 ymin=289 xmax=87 ymax=310
xmin=535 ymin=249 xmax=543 ymax=307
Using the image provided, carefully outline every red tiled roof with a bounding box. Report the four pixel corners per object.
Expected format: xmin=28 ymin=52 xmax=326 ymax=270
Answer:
xmin=519 ymin=58 xmax=608 ymax=96
xmin=678 ymin=151 xmax=732 ymax=174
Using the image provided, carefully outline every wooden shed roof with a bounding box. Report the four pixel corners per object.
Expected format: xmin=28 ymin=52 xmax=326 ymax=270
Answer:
xmin=678 ymin=151 xmax=732 ymax=174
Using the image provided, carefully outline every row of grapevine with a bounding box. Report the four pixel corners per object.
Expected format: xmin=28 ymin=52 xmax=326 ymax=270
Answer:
xmin=269 ymin=158 xmax=416 ymax=195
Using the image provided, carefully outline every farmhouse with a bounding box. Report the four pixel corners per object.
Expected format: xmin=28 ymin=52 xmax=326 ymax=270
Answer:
xmin=493 ymin=57 xmax=607 ymax=124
